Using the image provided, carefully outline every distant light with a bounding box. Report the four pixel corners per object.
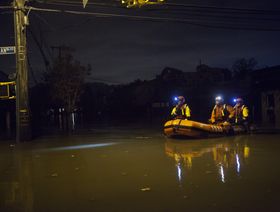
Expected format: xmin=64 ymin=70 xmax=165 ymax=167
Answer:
xmin=233 ymin=98 xmax=237 ymax=103
xmin=174 ymin=97 xmax=178 ymax=101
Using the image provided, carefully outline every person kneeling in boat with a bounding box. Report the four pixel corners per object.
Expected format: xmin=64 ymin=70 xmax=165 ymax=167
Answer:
xmin=171 ymin=96 xmax=191 ymax=120
xmin=232 ymin=97 xmax=249 ymax=128
xmin=209 ymin=96 xmax=233 ymax=125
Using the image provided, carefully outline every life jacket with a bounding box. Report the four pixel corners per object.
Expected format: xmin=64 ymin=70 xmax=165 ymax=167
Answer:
xmin=172 ymin=104 xmax=191 ymax=118
xmin=233 ymin=105 xmax=248 ymax=123
xmin=213 ymin=104 xmax=229 ymax=120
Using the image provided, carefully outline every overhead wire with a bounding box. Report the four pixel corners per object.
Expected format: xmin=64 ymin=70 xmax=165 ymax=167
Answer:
xmin=43 ymin=0 xmax=121 ymax=8
xmin=41 ymin=1 xmax=280 ymax=23
xmin=38 ymin=0 xmax=280 ymax=22
xmin=42 ymin=0 xmax=122 ymax=9
xmin=27 ymin=56 xmax=39 ymax=84
xmin=3 ymin=1 xmax=280 ymax=15
xmin=47 ymin=0 xmax=280 ymax=15
xmin=29 ymin=0 xmax=280 ymax=30
xmin=164 ymin=2 xmax=280 ymax=14
xmin=2 ymin=2 xmax=280 ymax=31
xmin=151 ymin=8 xmax=280 ymax=23
xmin=28 ymin=6 xmax=280 ymax=31
xmin=0 ymin=6 xmax=12 ymax=9
xmin=2 ymin=1 xmax=279 ymax=85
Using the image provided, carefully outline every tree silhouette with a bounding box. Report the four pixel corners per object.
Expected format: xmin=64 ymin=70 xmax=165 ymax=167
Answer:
xmin=232 ymin=58 xmax=257 ymax=79
xmin=45 ymin=54 xmax=90 ymax=130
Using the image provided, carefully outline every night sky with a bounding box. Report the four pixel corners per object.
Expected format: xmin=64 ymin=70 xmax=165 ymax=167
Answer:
xmin=1 ymin=0 xmax=280 ymax=84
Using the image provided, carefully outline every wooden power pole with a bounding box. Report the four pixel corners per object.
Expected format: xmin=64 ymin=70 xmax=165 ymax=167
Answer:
xmin=14 ymin=0 xmax=31 ymax=142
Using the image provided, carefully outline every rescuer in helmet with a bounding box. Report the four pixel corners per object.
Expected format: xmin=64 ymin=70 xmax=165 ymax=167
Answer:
xmin=210 ymin=96 xmax=233 ymax=124
xmin=232 ymin=97 xmax=249 ymax=126
xmin=171 ymin=96 xmax=191 ymax=120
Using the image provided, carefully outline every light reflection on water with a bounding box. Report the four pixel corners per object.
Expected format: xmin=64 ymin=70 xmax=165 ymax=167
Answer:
xmin=1 ymin=133 xmax=280 ymax=212
xmin=176 ymin=163 xmax=182 ymax=183
xmin=165 ymin=138 xmax=251 ymax=184
xmin=35 ymin=142 xmax=117 ymax=152
xmin=219 ymin=164 xmax=225 ymax=183
xmin=236 ymin=154 xmax=240 ymax=174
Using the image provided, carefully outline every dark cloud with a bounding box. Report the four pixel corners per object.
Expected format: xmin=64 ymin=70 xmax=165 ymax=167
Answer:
xmin=1 ymin=0 xmax=280 ymax=83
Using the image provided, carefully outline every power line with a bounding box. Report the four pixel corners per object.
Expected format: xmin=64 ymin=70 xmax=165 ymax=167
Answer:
xmin=42 ymin=0 xmax=122 ymax=9
xmin=0 ymin=6 xmax=12 ymax=9
xmin=3 ymin=2 xmax=280 ymax=31
xmin=152 ymin=7 xmax=279 ymax=16
xmin=38 ymin=0 xmax=280 ymax=15
xmin=50 ymin=0 xmax=280 ymax=14
xmin=50 ymin=0 xmax=118 ymax=7
xmin=30 ymin=1 xmax=280 ymax=26
xmin=151 ymin=7 xmax=280 ymax=23
xmin=28 ymin=6 xmax=280 ymax=31
xmin=27 ymin=57 xmax=39 ymax=84
xmin=27 ymin=27 xmax=51 ymax=71
xmin=164 ymin=3 xmax=280 ymax=14
xmin=36 ymin=0 xmax=280 ymax=20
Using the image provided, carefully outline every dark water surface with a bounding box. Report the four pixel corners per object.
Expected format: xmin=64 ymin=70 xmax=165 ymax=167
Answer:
xmin=0 ymin=128 xmax=280 ymax=212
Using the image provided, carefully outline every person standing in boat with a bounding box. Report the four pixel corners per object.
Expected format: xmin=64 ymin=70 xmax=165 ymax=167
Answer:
xmin=171 ymin=96 xmax=191 ymax=120
xmin=210 ymin=96 xmax=233 ymax=125
xmin=232 ymin=98 xmax=249 ymax=126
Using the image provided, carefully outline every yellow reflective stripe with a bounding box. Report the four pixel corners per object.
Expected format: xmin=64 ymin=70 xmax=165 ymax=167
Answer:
xmin=235 ymin=105 xmax=238 ymax=123
xmin=182 ymin=104 xmax=189 ymax=116
xmin=186 ymin=106 xmax=191 ymax=117
xmin=171 ymin=105 xmax=191 ymax=117
xmin=211 ymin=105 xmax=218 ymax=122
xmin=221 ymin=104 xmax=226 ymax=117
xmin=242 ymin=106 xmax=249 ymax=118
xmin=234 ymin=105 xmax=249 ymax=122
xmin=171 ymin=107 xmax=177 ymax=115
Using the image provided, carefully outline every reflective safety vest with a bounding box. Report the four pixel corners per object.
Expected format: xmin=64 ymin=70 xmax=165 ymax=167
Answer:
xmin=171 ymin=104 xmax=191 ymax=119
xmin=233 ymin=105 xmax=249 ymax=124
xmin=211 ymin=104 xmax=231 ymax=123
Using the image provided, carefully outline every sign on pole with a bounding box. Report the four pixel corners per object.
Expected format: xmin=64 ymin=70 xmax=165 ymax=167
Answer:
xmin=0 ymin=46 xmax=16 ymax=55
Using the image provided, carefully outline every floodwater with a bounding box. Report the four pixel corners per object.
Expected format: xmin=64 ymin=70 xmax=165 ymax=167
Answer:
xmin=0 ymin=127 xmax=280 ymax=212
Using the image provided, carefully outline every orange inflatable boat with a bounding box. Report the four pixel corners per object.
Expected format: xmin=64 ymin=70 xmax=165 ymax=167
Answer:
xmin=164 ymin=119 xmax=246 ymax=139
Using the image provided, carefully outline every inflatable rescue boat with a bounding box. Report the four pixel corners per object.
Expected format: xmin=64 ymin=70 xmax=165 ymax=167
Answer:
xmin=164 ymin=119 xmax=246 ymax=139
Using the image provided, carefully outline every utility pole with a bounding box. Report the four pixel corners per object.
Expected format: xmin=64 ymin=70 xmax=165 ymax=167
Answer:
xmin=14 ymin=0 xmax=31 ymax=142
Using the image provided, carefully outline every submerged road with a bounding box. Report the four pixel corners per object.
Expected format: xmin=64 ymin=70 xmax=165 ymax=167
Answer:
xmin=0 ymin=127 xmax=280 ymax=212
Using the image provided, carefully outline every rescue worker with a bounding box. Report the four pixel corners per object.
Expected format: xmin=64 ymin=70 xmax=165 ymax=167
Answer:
xmin=232 ymin=98 xmax=249 ymax=125
xmin=171 ymin=96 xmax=191 ymax=120
xmin=210 ymin=96 xmax=233 ymax=125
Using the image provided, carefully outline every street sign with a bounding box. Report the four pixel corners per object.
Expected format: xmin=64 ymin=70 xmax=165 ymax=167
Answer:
xmin=0 ymin=46 xmax=16 ymax=55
